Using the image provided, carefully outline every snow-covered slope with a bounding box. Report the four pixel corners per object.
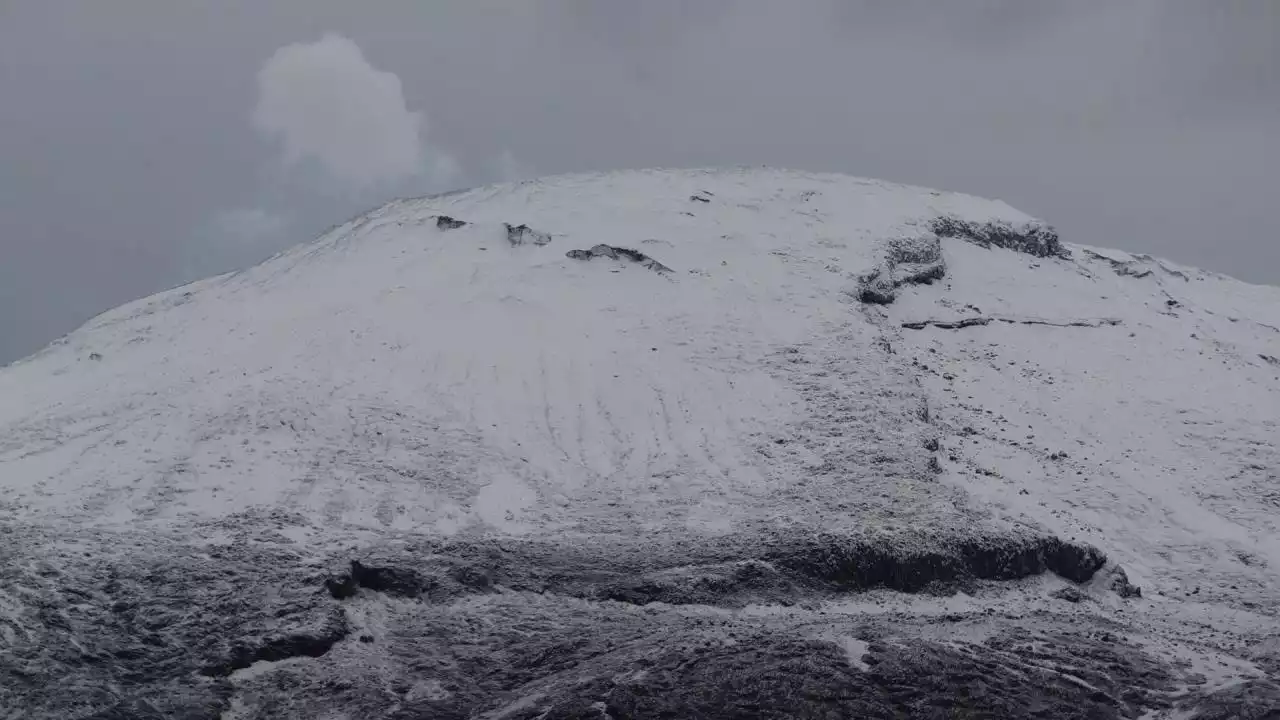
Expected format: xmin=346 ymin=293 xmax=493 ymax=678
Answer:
xmin=2 ymin=168 xmax=1278 ymax=719
xmin=892 ymin=236 xmax=1280 ymax=613
xmin=0 ymin=169 xmax=1048 ymax=542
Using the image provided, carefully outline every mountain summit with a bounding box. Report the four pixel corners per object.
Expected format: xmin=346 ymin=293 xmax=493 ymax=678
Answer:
xmin=3 ymin=168 xmax=1279 ymax=718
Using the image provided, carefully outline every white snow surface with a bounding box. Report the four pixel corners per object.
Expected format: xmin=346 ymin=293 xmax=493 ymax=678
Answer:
xmin=891 ymin=235 xmax=1280 ymax=609
xmin=1 ymin=168 xmax=1278 ymax=616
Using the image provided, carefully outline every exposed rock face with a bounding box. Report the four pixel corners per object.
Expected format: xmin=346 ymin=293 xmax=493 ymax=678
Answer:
xmin=505 ymin=222 xmax=551 ymax=246
xmin=199 ymin=608 xmax=349 ymax=678
xmin=764 ymin=531 xmax=1106 ymax=592
xmin=931 ymin=214 xmax=1068 ymax=259
xmin=314 ymin=529 xmax=1104 ymax=611
xmin=1105 ymin=564 xmax=1143 ymax=599
xmin=856 ymin=235 xmax=946 ymax=304
xmin=566 ymin=243 xmax=673 ymax=273
xmin=0 ymin=522 xmax=1190 ymax=720
xmin=859 ymin=217 xmax=1069 ymax=305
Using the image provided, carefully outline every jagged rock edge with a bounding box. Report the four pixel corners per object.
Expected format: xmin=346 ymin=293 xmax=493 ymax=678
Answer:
xmin=324 ymin=531 xmax=1107 ymax=608
xmin=566 ymin=244 xmax=673 ymax=274
xmin=435 ymin=215 xmax=467 ymax=231
xmin=931 ymin=214 xmax=1070 ymax=259
xmin=856 ymin=235 xmax=946 ymax=305
xmin=903 ymin=316 xmax=1123 ymax=331
xmin=505 ymin=223 xmax=552 ymax=246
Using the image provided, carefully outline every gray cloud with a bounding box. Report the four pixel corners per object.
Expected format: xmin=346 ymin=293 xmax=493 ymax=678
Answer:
xmin=1 ymin=0 xmax=1276 ymax=364
xmin=493 ymin=150 xmax=536 ymax=183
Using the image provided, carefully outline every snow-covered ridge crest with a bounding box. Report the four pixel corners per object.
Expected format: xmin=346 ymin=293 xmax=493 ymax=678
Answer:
xmin=9 ymin=168 xmax=1052 ymax=361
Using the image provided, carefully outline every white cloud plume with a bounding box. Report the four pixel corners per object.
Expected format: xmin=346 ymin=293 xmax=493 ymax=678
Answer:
xmin=252 ymin=33 xmax=456 ymax=190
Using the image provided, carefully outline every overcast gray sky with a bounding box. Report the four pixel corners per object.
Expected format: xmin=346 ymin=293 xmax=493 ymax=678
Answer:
xmin=2 ymin=1 xmax=1277 ymax=364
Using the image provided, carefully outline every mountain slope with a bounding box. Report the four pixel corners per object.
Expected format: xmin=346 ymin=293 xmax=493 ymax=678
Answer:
xmin=2 ymin=168 xmax=1278 ymax=719
xmin=0 ymin=169 xmax=1023 ymax=537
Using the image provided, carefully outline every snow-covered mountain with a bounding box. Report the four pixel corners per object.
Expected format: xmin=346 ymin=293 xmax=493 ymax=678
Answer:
xmin=2 ymin=168 xmax=1278 ymax=718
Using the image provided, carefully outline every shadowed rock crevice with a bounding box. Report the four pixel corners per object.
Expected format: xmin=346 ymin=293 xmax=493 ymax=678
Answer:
xmin=199 ymin=607 xmax=349 ymax=677
xmin=931 ymin=214 xmax=1069 ymax=259
xmin=325 ymin=556 xmax=495 ymax=601
xmin=566 ymin=244 xmax=673 ymax=274
xmin=902 ymin=317 xmax=992 ymax=330
xmin=902 ymin=316 xmax=1122 ymax=330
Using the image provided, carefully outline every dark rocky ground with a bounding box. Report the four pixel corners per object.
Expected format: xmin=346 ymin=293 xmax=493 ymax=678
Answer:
xmin=3 ymin=518 xmax=1276 ymax=719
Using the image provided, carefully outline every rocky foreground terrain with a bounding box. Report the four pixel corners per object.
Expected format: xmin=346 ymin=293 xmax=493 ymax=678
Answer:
xmin=2 ymin=169 xmax=1278 ymax=718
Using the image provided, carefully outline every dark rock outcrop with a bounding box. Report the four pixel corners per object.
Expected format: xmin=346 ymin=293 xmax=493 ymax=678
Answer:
xmin=903 ymin=316 xmax=1122 ymax=331
xmin=435 ymin=215 xmax=467 ymax=230
xmin=199 ymin=607 xmax=349 ymax=677
xmin=566 ymin=244 xmax=673 ymax=274
xmin=903 ymin=317 xmax=992 ymax=330
xmin=505 ymin=223 xmax=552 ymax=246
xmin=931 ymin=214 xmax=1069 ymax=259
xmin=320 ymin=530 xmax=1105 ymax=610
xmin=600 ymin=560 xmax=799 ymax=607
xmin=766 ymin=531 xmax=1106 ymax=593
xmin=1052 ymin=586 xmax=1089 ymax=603
xmin=325 ymin=554 xmax=498 ymax=602
xmin=1105 ymin=564 xmax=1143 ymax=599
xmin=856 ymin=236 xmax=946 ymax=305
xmin=347 ymin=559 xmax=429 ymax=598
